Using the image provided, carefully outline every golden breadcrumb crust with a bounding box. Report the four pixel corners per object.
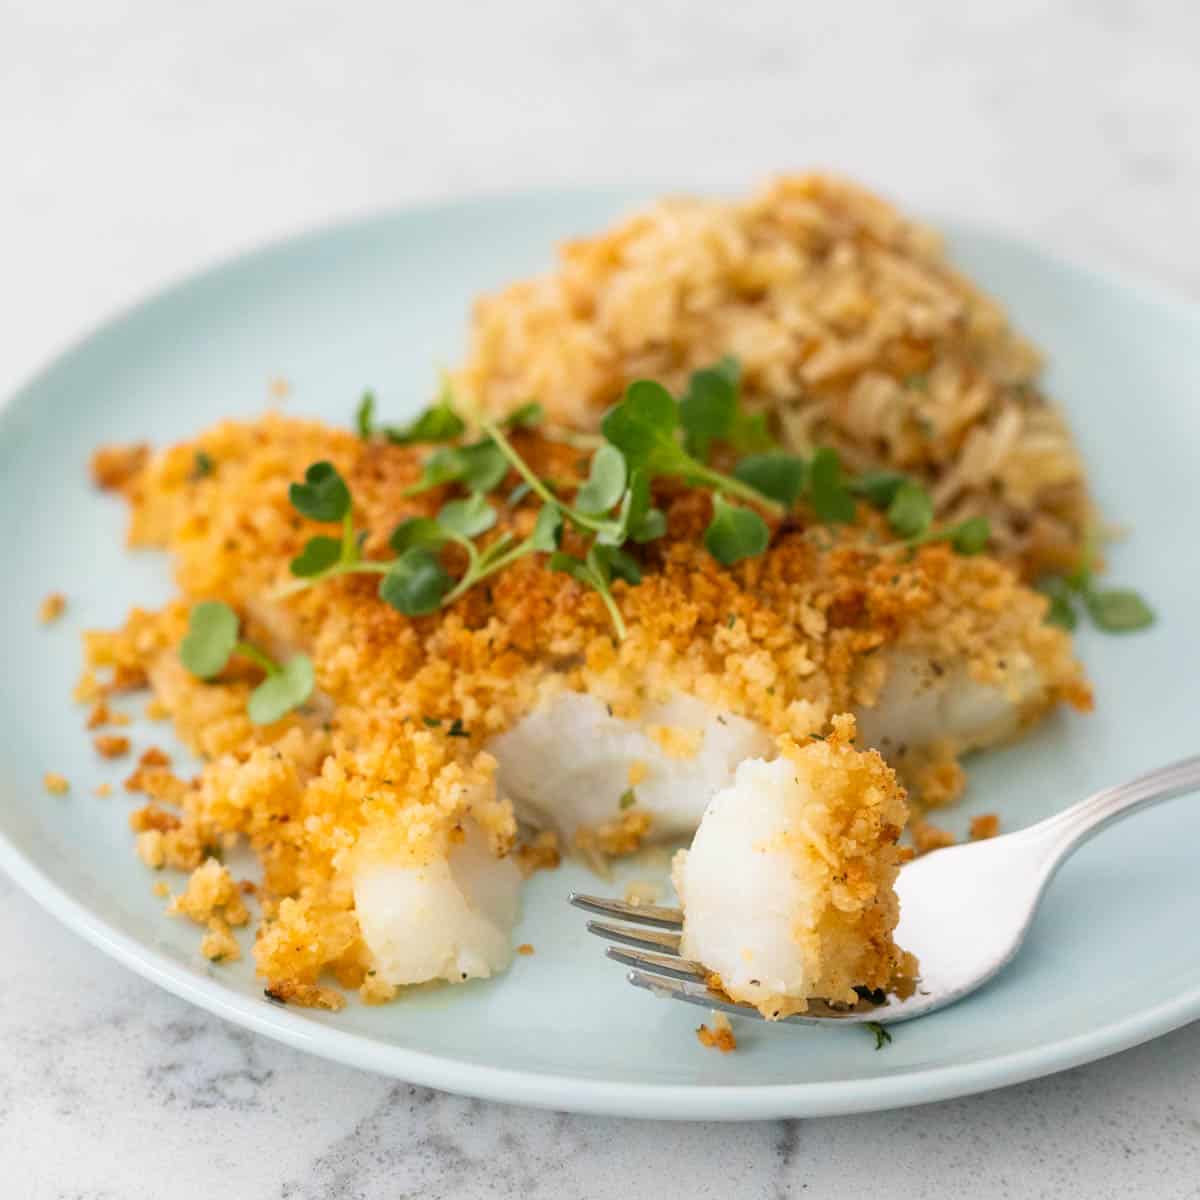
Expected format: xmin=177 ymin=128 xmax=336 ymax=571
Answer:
xmin=82 ymin=414 xmax=1088 ymax=1003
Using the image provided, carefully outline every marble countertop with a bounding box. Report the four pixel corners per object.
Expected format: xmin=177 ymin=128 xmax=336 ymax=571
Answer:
xmin=2 ymin=2 xmax=1199 ymax=1195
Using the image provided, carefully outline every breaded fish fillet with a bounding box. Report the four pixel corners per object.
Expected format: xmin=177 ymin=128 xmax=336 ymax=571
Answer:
xmin=84 ymin=414 xmax=1088 ymax=1005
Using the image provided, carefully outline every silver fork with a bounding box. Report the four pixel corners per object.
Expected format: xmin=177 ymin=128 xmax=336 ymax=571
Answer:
xmin=570 ymin=754 xmax=1200 ymax=1026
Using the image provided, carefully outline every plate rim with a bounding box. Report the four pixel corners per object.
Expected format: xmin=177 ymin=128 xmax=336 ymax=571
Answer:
xmin=2 ymin=188 xmax=1199 ymax=1120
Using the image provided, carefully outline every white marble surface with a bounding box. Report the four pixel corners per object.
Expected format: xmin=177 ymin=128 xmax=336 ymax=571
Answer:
xmin=3 ymin=1 xmax=1200 ymax=1195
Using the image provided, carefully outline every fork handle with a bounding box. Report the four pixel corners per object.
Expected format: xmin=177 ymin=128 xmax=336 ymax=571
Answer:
xmin=1031 ymin=753 xmax=1200 ymax=865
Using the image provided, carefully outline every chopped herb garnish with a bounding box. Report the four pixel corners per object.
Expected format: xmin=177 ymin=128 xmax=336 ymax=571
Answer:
xmin=179 ymin=601 xmax=313 ymax=724
xmin=851 ymin=470 xmax=908 ymax=509
xmin=192 ymin=450 xmax=214 ymax=479
xmin=501 ymin=401 xmax=544 ymax=430
xmin=618 ymin=788 xmax=636 ymax=810
xmin=807 ymin=447 xmax=857 ymax=524
xmin=422 ymin=716 xmax=442 ymax=727
xmin=1083 ymin=588 xmax=1155 ymax=632
xmin=447 ymin=718 xmax=469 ymax=738
xmin=704 ymin=494 xmax=770 ymax=565
xmin=356 ymin=391 xmax=376 ymax=439
xmin=886 ymin=481 xmax=934 ymax=541
xmin=867 ymin=1021 xmax=892 ymax=1050
xmin=1036 ymin=542 xmax=1154 ymax=634
xmin=732 ymin=451 xmax=807 ymax=507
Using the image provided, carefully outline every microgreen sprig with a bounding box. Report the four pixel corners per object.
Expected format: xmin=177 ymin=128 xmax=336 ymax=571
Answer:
xmin=179 ymin=601 xmax=314 ymax=724
xmin=1037 ymin=542 xmax=1154 ymax=634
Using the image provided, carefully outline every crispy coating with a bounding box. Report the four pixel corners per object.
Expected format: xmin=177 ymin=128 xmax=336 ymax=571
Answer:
xmin=83 ymin=414 xmax=1088 ymax=1001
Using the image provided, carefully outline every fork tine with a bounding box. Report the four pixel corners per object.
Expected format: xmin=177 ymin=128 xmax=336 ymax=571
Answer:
xmin=605 ymin=945 xmax=706 ymax=982
xmin=625 ymin=971 xmax=890 ymax=1024
xmin=586 ymin=920 xmax=682 ymax=954
xmin=569 ymin=892 xmax=683 ymax=929
xmin=625 ymin=970 xmax=767 ymax=1021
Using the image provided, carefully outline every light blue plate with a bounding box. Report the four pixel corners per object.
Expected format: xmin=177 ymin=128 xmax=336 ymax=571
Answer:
xmin=1 ymin=191 xmax=1197 ymax=1120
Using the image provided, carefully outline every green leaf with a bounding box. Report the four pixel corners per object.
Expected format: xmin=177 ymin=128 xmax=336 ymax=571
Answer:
xmin=378 ymin=547 xmax=452 ymax=615
xmin=501 ymin=401 xmax=544 ymax=430
xmin=704 ymin=494 xmax=770 ymax=565
xmin=887 ymin=481 xmax=934 ymax=540
xmin=867 ymin=1021 xmax=893 ymax=1050
xmin=192 ymin=450 xmax=214 ymax=479
xmin=529 ymin=504 xmax=563 ymax=552
xmin=388 ymin=517 xmax=447 ymax=555
xmin=383 ymin=402 xmax=465 ymax=446
xmin=1083 ymin=588 xmax=1155 ymax=632
xmin=601 ymin=380 xmax=685 ymax=475
xmin=437 ymin=493 xmax=497 ymax=539
xmin=590 ymin=544 xmax=642 ymax=586
xmin=729 ymin=410 xmax=775 ymax=454
xmin=356 ymin=391 xmax=376 ymax=439
xmin=289 ymin=536 xmax=343 ymax=578
xmin=548 ymin=551 xmax=589 ymax=584
xmin=623 ymin=469 xmax=667 ymax=543
xmin=179 ymin=601 xmax=239 ymax=679
xmin=733 ymin=452 xmax=806 ymax=507
xmin=289 ymin=462 xmax=352 ymax=523
xmin=1036 ymin=577 xmax=1078 ymax=630
xmin=458 ymin=441 xmax=509 ymax=492
xmin=680 ymin=363 xmax=737 ymax=461
xmin=406 ymin=440 xmax=508 ymax=496
xmin=852 ymin=470 xmax=909 ymax=509
xmin=807 ymin=448 xmax=857 ymax=524
xmin=948 ymin=515 xmax=991 ymax=555
xmin=575 ymin=444 xmax=628 ymax=515
xmin=247 ymin=654 xmax=314 ymax=725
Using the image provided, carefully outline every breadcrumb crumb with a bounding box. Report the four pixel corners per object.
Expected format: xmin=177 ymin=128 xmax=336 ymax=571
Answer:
xmin=152 ymin=880 xmax=170 ymax=898
xmin=516 ymin=943 xmax=535 ymax=956
xmin=94 ymin=782 xmax=113 ymax=798
xmin=911 ymin=817 xmax=956 ymax=855
xmin=86 ymin=700 xmax=131 ymax=729
xmin=38 ymin=593 xmax=66 ymax=624
xmin=43 ymin=772 xmax=69 ymax=795
xmin=696 ymin=1012 xmax=737 ymax=1053
xmin=93 ymin=734 xmax=131 ymax=759
xmin=970 ymin=813 xmax=1001 ymax=841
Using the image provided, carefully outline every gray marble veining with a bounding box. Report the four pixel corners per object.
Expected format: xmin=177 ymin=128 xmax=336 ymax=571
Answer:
xmin=2 ymin=1 xmax=1199 ymax=1196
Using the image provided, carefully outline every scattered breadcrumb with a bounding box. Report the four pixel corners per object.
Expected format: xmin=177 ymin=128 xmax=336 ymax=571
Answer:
xmin=94 ymin=782 xmax=113 ymax=798
xmin=144 ymin=698 xmax=170 ymax=720
xmin=200 ymin=917 xmax=242 ymax=962
xmin=43 ymin=772 xmax=69 ymax=795
xmin=90 ymin=443 xmax=148 ymax=491
xmin=152 ymin=880 xmax=170 ymax=898
xmin=515 ymin=830 xmax=562 ymax=877
xmin=38 ymin=593 xmax=66 ymax=624
xmin=268 ymin=376 xmax=291 ymax=401
xmin=264 ymin=980 xmax=346 ymax=1011
xmin=86 ymin=699 xmax=131 ymax=729
xmin=139 ymin=746 xmax=171 ymax=768
xmin=970 ymin=813 xmax=1001 ymax=841
xmin=911 ymin=817 xmax=956 ymax=855
xmin=627 ymin=759 xmax=649 ymax=787
xmin=168 ymin=858 xmax=250 ymax=927
xmin=516 ymin=943 xmax=535 ymax=956
xmin=93 ymin=734 xmax=131 ymax=759
xmin=696 ymin=1012 xmax=737 ymax=1053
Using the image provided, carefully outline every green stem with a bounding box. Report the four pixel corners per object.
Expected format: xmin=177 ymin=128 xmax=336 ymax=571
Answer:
xmin=587 ymin=570 xmax=628 ymax=640
xmin=274 ymin=559 xmax=392 ymax=598
xmin=233 ymin=640 xmax=279 ymax=676
xmin=692 ymin=463 xmax=785 ymax=516
xmin=481 ymin=418 xmax=612 ymax=534
xmin=443 ymin=535 xmax=525 ymax=604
